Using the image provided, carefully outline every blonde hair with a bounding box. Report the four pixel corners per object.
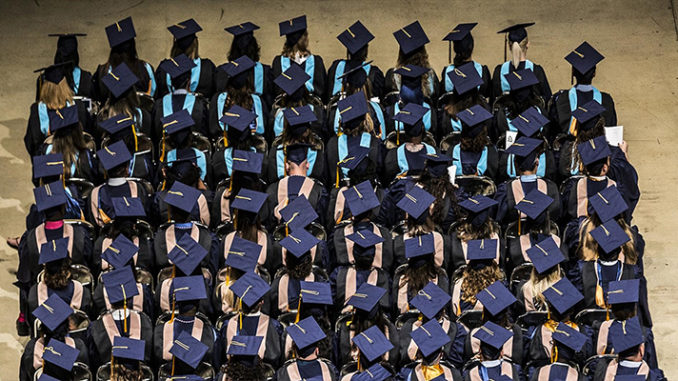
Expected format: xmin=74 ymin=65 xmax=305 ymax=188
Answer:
xmin=523 ymin=266 xmax=562 ymax=309
xmin=218 ymin=280 xmax=238 ymax=313
xmin=577 ymin=217 xmax=638 ymax=264
xmin=510 ymin=38 xmax=529 ymax=69
xmin=39 ymin=79 xmax=74 ymax=110
xmin=343 ymin=113 xmax=375 ymax=137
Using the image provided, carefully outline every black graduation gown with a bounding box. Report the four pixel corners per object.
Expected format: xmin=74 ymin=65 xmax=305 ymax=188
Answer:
xmin=264 ymin=175 xmax=329 ymax=230
xmin=24 ymin=100 xmax=92 ymax=156
xmin=325 ymin=133 xmax=383 ymax=189
xmin=86 ymin=310 xmax=154 ymax=370
xmin=383 ymin=144 xmax=438 ymax=186
xmin=155 ymin=57 xmax=216 ymax=99
xmin=92 ymin=234 xmax=154 ymax=275
xmin=326 ymin=59 xmax=385 ymax=100
xmin=271 ymin=54 xmax=327 ymax=102
xmin=593 ymin=357 xmax=665 ymax=381
xmin=92 ymin=281 xmax=154 ymax=319
xmin=152 ymin=187 xmax=213 ymax=227
xmin=549 ymin=86 xmax=617 ymax=135
xmin=439 ymin=61 xmax=492 ymax=100
xmin=28 ymin=280 xmax=93 ymax=325
xmin=491 ymin=61 xmax=552 ymax=104
xmin=375 ymin=177 xmax=415 ymax=229
xmin=35 ymin=68 xmax=95 ymax=101
xmin=87 ymin=180 xmax=151 ymax=228
xmin=214 ymin=61 xmax=274 ymax=105
xmin=383 ymin=67 xmax=440 ymax=104
xmin=494 ymin=177 xmax=560 ymax=224
xmin=397 ymin=317 xmax=459 ymax=367
xmin=92 ymin=60 xmax=157 ymax=103
xmin=20 ymin=336 xmax=89 ymax=381
xmin=393 ymin=232 xmax=452 ymax=273
xmin=335 ymin=320 xmax=400 ymax=367
xmin=219 ymin=313 xmax=283 ymax=367
xmin=207 ymin=92 xmax=270 ymax=141
xmin=153 ymin=222 xmax=220 ymax=275
xmin=496 ymin=149 xmax=557 ymax=184
xmin=209 ymin=183 xmax=273 ymax=229
xmin=447 ymin=144 xmax=499 ymax=182
xmin=151 ymin=92 xmax=209 ymax=141
xmin=152 ymin=314 xmax=218 ymax=369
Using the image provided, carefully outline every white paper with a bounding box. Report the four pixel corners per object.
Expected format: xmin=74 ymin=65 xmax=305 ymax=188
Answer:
xmin=505 ymin=131 xmax=518 ymax=148
xmin=605 ymin=126 xmax=623 ymax=147
xmin=448 ymin=165 xmax=457 ymax=185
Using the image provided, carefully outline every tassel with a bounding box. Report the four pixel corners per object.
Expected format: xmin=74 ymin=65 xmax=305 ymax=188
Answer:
xmin=518 ymin=218 xmax=522 ymax=236
xmin=223 ymin=126 xmax=228 ymax=148
xmin=131 ymin=122 xmax=139 ymax=152
xmin=170 ymin=293 xmax=176 ymax=323
xmin=550 ymin=345 xmax=558 ymax=363
xmin=238 ymin=298 xmax=243 ymax=333
xmin=110 ymin=353 xmax=115 ymax=380
xmin=336 ymin=166 xmax=340 ymax=188
xmin=295 ymin=292 xmax=302 ymax=323
xmin=122 ymin=285 xmax=128 ymax=333
xmin=569 ymin=117 xmax=578 ymax=136
xmin=160 ymin=129 xmax=166 ymax=163
xmin=171 ymin=356 xmax=175 ymax=376
xmin=396 ymin=128 xmax=400 ymax=146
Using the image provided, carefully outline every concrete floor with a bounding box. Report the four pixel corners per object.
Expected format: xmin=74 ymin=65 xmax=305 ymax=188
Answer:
xmin=0 ymin=0 xmax=676 ymax=378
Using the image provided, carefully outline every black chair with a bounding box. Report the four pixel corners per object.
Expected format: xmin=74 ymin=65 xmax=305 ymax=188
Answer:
xmin=510 ymin=263 xmax=535 ymax=290
xmin=574 ymin=308 xmax=609 ymax=327
xmin=96 ymin=362 xmax=154 ymax=381
xmin=278 ymin=312 xmax=298 ymax=328
xmin=516 ymin=311 xmax=549 ymax=331
xmin=215 ymin=312 xmax=237 ymax=332
xmin=439 ymin=131 xmax=461 ymax=153
xmin=136 ymin=92 xmax=154 ymax=113
xmin=273 ymin=221 xmax=327 ymax=242
xmin=126 ymin=177 xmax=154 ymax=195
xmin=456 ymin=175 xmax=496 ymax=197
xmin=158 ymin=361 xmax=214 ymax=381
xmin=339 ymin=361 xmax=358 ymax=377
xmin=157 ymin=266 xmax=212 ymax=288
xmin=34 ymin=362 xmax=92 ymax=381
xmin=154 ymin=311 xmax=213 ymax=331
xmin=582 ymin=354 xmax=616 ymax=376
xmin=504 ymin=218 xmax=559 ymax=240
xmin=458 ymin=310 xmax=483 ymax=330
xmin=334 ymin=312 xmax=353 ymax=333
xmin=389 ymin=220 xmax=408 ymax=238
xmin=395 ymin=310 xmax=421 ymax=329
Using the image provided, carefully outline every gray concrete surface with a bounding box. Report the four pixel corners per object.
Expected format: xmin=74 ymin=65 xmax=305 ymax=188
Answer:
xmin=0 ymin=0 xmax=676 ymax=378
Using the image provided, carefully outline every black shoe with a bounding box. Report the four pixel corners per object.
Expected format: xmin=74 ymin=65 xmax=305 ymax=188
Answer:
xmin=16 ymin=316 xmax=29 ymax=337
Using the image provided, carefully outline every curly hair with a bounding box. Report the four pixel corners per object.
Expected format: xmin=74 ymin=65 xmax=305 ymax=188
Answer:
xmin=577 ymin=215 xmax=637 ymax=264
xmin=460 ymin=128 xmax=490 ymax=152
xmin=461 ymin=263 xmax=503 ymax=304
xmin=285 ymin=251 xmax=313 ymax=280
xmin=523 ymin=266 xmax=562 ymax=309
xmin=222 ymin=358 xmax=268 ymax=381
xmin=44 ymin=258 xmax=72 ymax=290
xmin=111 ymin=363 xmax=143 ymax=381
xmin=397 ymin=47 xmax=432 ymax=97
xmin=400 ymin=261 xmax=438 ymax=296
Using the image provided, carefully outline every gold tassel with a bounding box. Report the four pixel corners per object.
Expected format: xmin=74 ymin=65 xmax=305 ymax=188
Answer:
xmin=160 ymin=129 xmax=166 ymax=163
xmin=550 ymin=345 xmax=558 ymax=363
xmin=238 ymin=298 xmax=243 ymax=332
xmin=131 ymin=122 xmax=139 ymax=152
xmin=122 ymin=285 xmax=128 ymax=333
xmin=223 ymin=126 xmax=228 ymax=148
xmin=110 ymin=353 xmax=115 ymax=380
xmin=171 ymin=356 xmax=175 ymax=376
xmin=336 ymin=166 xmax=340 ymax=188
xmin=170 ymin=293 xmax=176 ymax=323
xmin=295 ymin=292 xmax=302 ymax=323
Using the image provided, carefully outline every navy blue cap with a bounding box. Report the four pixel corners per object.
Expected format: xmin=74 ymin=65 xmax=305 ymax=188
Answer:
xmin=111 ymin=196 xmax=146 ymax=218
xmin=514 ymin=189 xmax=554 ymax=220
xmin=565 ymin=41 xmax=604 ymax=75
xmin=410 ymin=319 xmax=451 ymax=357
xmin=102 ymin=266 xmax=139 ymax=304
xmin=404 ymin=233 xmax=435 ymax=259
xmin=170 ymin=331 xmax=208 ymax=369
xmin=459 ymin=195 xmax=498 ymax=215
xmin=48 ymin=105 xmax=79 ymax=132
xmin=34 ymin=62 xmax=70 ymax=84
xmin=222 ymin=55 xmax=256 ymax=78
xmin=161 ymin=109 xmax=195 ymax=135
xmin=299 ymin=281 xmax=333 ymax=305
xmin=34 ymin=181 xmax=67 ymax=212
xmin=393 ymin=21 xmax=429 ymax=54
xmin=343 ymin=180 xmax=380 ymax=217
xmin=279 ymin=15 xmax=307 ymax=36
xmin=160 ymin=54 xmax=197 ymax=79
xmin=510 ymin=106 xmax=549 ymax=137
xmin=590 ymin=220 xmax=631 ymax=254
xmin=32 ymin=294 xmax=73 ymax=331
xmin=589 ymin=185 xmax=628 ymax=222
xmin=227 ymin=335 xmax=263 ymax=357
xmin=505 ymin=69 xmax=539 ymax=91
xmin=393 ymin=103 xmax=428 ymax=127
xmin=102 ymin=234 xmax=138 ymax=269
xmin=39 ymin=237 xmax=69 ymax=265
xmin=338 ymin=148 xmax=369 ymax=172
xmin=33 ymin=154 xmax=64 ymax=179
xmin=274 ymin=64 xmax=311 ymax=95
xmin=225 ymin=236 xmax=260 ymax=272
xmin=572 ymin=100 xmax=606 ymax=127
xmin=614 ymin=377 xmax=645 ymax=381
xmin=337 ymin=21 xmax=374 ymax=55
xmin=284 ymin=105 xmax=317 ymax=126
xmin=526 ymin=237 xmax=565 ymax=274
xmin=232 ymin=150 xmax=263 ymax=175
xmin=354 ymin=363 xmax=392 ymax=381
xmin=466 ymin=239 xmax=498 ymax=261
xmin=543 ymin=278 xmax=583 ymax=314
xmin=346 ymin=229 xmax=384 ymax=249
xmin=280 ymin=228 xmax=320 ymax=258
xmin=409 ymin=282 xmax=451 ymax=319
xmin=168 ymin=235 xmax=207 ymax=275
xmin=473 ymin=321 xmax=513 ymax=349
xmin=99 ymin=114 xmax=135 ymax=136
xmin=607 ymin=279 xmax=640 ymax=305
xmin=456 ymin=104 xmax=492 ymax=129
xmin=347 ymin=283 xmax=386 ymax=312
xmin=231 ymin=271 xmax=270 ymax=307
xmin=447 ymin=62 xmax=483 ymax=95
xmin=610 ymin=316 xmax=644 ymax=352
xmin=396 ymin=185 xmax=435 ymax=219
xmin=552 ymin=323 xmax=588 ymax=352
xmin=476 ymin=281 xmax=516 ymax=316
xmin=43 ymin=338 xmax=80 ymax=371
xmin=505 ymin=136 xmax=542 ymax=158
xmin=105 ymin=17 xmax=136 ymax=48
xmin=225 ymin=22 xmax=259 ymax=36
xmin=280 ymin=194 xmax=318 ymax=230
xmin=98 ymin=140 xmax=132 ymax=171
xmin=167 ymin=19 xmax=202 ymax=49
xmin=337 ymin=60 xmax=372 ymax=88
xmin=220 ymin=105 xmax=257 ymax=133
xmin=497 ymin=23 xmax=535 ymax=43
xmin=112 ymin=336 xmax=145 ymax=361
xmin=337 ymin=92 xmax=369 ymax=124
xmin=394 ymin=64 xmax=429 ymax=79
xmin=38 ymin=374 xmax=60 ymax=381
xmin=173 ymin=275 xmax=207 ymax=302
xmin=578 ymin=136 xmax=611 ymax=166
xmin=351 ymin=325 xmax=394 ymax=362
xmin=102 ymin=63 xmax=139 ymax=98
xmin=286 ymin=316 xmax=326 ymax=350
xmin=164 ymin=181 xmax=201 ymax=213
xmin=232 ymin=188 xmax=268 ymax=214
xmin=443 ymin=23 xmax=477 ymax=41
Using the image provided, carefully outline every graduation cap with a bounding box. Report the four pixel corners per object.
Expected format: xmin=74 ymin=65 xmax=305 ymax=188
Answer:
xmin=220 ymin=105 xmax=257 ymax=134
xmin=48 ymin=105 xmax=79 ymax=132
xmin=346 ymin=229 xmax=385 ymax=249
xmin=161 ymin=109 xmax=195 ymax=135
xmin=589 ymin=185 xmax=628 ymax=222
xmin=230 ymin=271 xmax=270 ymax=308
xmin=607 ymin=279 xmax=640 ymax=305
xmin=279 ymin=15 xmax=307 ymax=45
xmin=337 ymin=60 xmax=372 ymax=89
xmin=338 ymin=147 xmax=369 ymax=172
xmin=111 ymin=197 xmax=146 ymax=218
xmin=102 ymin=266 xmax=139 ymax=304
xmin=159 ymin=53 xmax=197 ymax=79
xmin=343 ymin=180 xmax=380 ymax=217
xmin=393 ymin=21 xmax=429 ymax=55
xmin=456 ymin=105 xmax=492 ymax=137
xmin=34 ymin=62 xmax=71 ymax=84
xmin=526 ymin=237 xmax=565 ymax=274
xmin=514 ymin=189 xmax=554 ymax=220
xmin=476 ymin=281 xmax=517 ymax=316
xmin=34 ymin=181 xmax=67 ymax=212
xmin=173 ymin=275 xmax=207 ymax=302
xmin=164 ymin=181 xmax=201 ymax=213
xmin=43 ymin=338 xmax=80 ymax=371
xmin=232 ymin=150 xmax=263 ymax=175
xmin=170 ymin=331 xmax=209 ymax=369
xmin=38 ymin=238 xmax=68 ymax=266
xmin=337 ymin=21 xmax=374 ymax=55
xmin=543 ymin=278 xmax=583 ymax=315
xmin=409 ymin=281 xmax=451 ymax=319
xmin=458 ymin=195 xmax=498 ymax=227
xmin=347 ymin=283 xmax=386 ymax=313
xmin=609 ymin=316 xmax=644 ymax=353
xmin=167 ymin=19 xmax=202 ymax=49
xmin=49 ymin=33 xmax=86 ymax=57
xmin=423 ymin=152 xmax=453 ymax=178
xmin=404 ymin=233 xmax=435 ymax=259
xmin=224 ymin=236 xmax=260 ymax=272
xmin=573 ymin=100 xmax=607 ymax=131
xmin=99 ymin=114 xmax=135 ymax=136
xmin=552 ymin=323 xmax=588 ymax=352
xmin=393 ymin=102 xmax=428 ymax=128
xmin=410 ymin=319 xmax=451 ymax=357
xmin=37 ymin=375 xmax=60 ymax=381
xmin=443 ymin=23 xmax=477 ymax=41
xmin=505 ymin=69 xmax=539 ymax=91
xmin=112 ymin=336 xmax=145 ymax=361
xmin=299 ymin=281 xmax=333 ymax=305
xmin=102 ymin=63 xmax=139 ymax=98
xmin=280 ymin=194 xmax=318 ymax=230
xmin=280 ymin=228 xmax=320 ymax=258
xmin=353 ymin=363 xmax=392 ymax=381
xmin=337 ymin=91 xmax=369 ymax=124
xmin=473 ymin=321 xmax=513 ymax=350
xmin=33 ymin=154 xmax=64 ymax=179
xmin=97 ymin=140 xmax=132 ymax=171
xmin=227 ymin=335 xmax=263 ymax=357
xmin=283 ymin=105 xmax=317 ymax=135
xmin=32 ymin=294 xmax=73 ymax=331
xmin=102 ymin=234 xmax=138 ymax=269
xmin=351 ymin=325 xmax=394 ymax=362
xmin=232 ymin=188 xmax=268 ymax=214
xmin=565 ymin=41 xmax=604 ymax=75
xmin=274 ymin=64 xmax=311 ymax=96
xmin=578 ymin=136 xmax=611 ymax=166
xmin=614 ymin=377 xmax=645 ymax=381
xmin=505 ymin=136 xmax=543 ymax=172
xmin=497 ymin=22 xmax=535 ymax=43
xmin=394 ymin=64 xmax=429 ymax=80
xmin=221 ymin=55 xmax=256 ymax=78
xmin=105 ymin=17 xmax=136 ymax=48
xmin=510 ymin=106 xmax=549 ymax=137
xmin=466 ymin=239 xmax=498 ymax=261
xmin=446 ymin=62 xmax=484 ymax=95
xmin=286 ymin=316 xmax=326 ymax=351
xmin=396 ymin=185 xmax=435 ymax=219
xmin=225 ymin=22 xmax=260 ymax=36
xmin=168 ymin=235 xmax=207 ymax=275
xmin=589 ymin=220 xmax=631 ymax=254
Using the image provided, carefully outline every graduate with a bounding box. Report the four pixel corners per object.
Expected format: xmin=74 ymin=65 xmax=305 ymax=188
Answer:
xmin=154 ymin=156 xmax=212 ymax=227
xmin=492 ymin=68 xmax=549 ymax=142
xmin=213 ymin=232 xmax=260 ymax=315
xmin=36 ymin=33 xmax=93 ymax=100
xmin=163 ymin=331 xmax=212 ymax=379
xmin=450 ymin=238 xmax=504 ymax=316
xmin=385 ymin=65 xmax=439 ymax=140
xmin=441 ymin=23 xmax=491 ymax=99
xmin=157 ymin=109 xmax=210 ymax=187
xmin=530 ymin=323 xmax=587 ymax=381
xmin=438 ymin=60 xmax=490 ymax=138
xmin=109 ymin=337 xmax=148 ymax=381
xmin=93 ymin=258 xmax=154 ymax=318
xmin=328 ymin=21 xmax=385 ymax=99
xmin=272 ymin=15 xmax=327 ymax=101
xmin=218 ymin=335 xmax=270 ymax=381
xmin=342 ymin=325 xmax=396 ymax=380
xmin=156 ymin=18 xmax=215 ymax=98
xmin=516 ymin=236 xmax=565 ymax=313
xmin=98 ymin=114 xmax=154 ymax=182
xmin=35 ymin=336 xmax=85 ymax=380
xmin=463 ymin=322 xmax=522 ymax=380
xmin=448 ymin=105 xmax=498 ymax=181
xmin=276 ymin=316 xmax=338 ymax=381
xmin=273 ymin=203 xmax=330 ymax=269
xmin=398 ymin=319 xmax=462 ymax=380
xmin=492 ymin=23 xmax=551 ymax=103
xmin=451 ymin=195 xmax=502 ymax=269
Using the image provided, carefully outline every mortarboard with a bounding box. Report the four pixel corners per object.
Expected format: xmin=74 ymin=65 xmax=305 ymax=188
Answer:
xmin=459 ymin=195 xmax=498 ymax=226
xmin=112 ymin=336 xmax=145 ymax=361
xmin=43 ymin=338 xmax=80 ymax=371
xmin=32 ymin=294 xmax=73 ymax=331
xmin=33 ymin=154 xmax=64 ymax=179
xmin=225 ymin=236 xmax=260 ymax=272
xmin=552 ymin=323 xmax=588 ymax=352
xmin=299 ymin=281 xmax=333 ymax=305
xmin=347 ymin=283 xmax=386 ymax=313
xmin=590 ymin=220 xmax=631 ymax=254
xmin=50 ymin=33 xmax=86 ymax=57
xmin=607 ymin=279 xmax=640 ymax=305
xmin=526 ymin=237 xmax=565 ymax=274
xmin=283 ymin=105 xmax=317 ymax=131
xmin=338 ymin=148 xmax=369 ymax=172
xmin=232 ymin=188 xmax=267 ymax=214
xmin=168 ymin=235 xmax=207 ymax=275
xmin=111 ymin=197 xmax=146 ymax=218
xmin=227 ymin=335 xmax=263 ymax=357
xmin=38 ymin=374 xmax=60 ymax=381
xmin=232 ymin=150 xmax=263 ymax=175
xmin=614 ymin=377 xmax=645 ymax=381
xmin=98 ymin=140 xmax=132 ymax=171
xmin=34 ymin=62 xmax=71 ymax=84
xmin=473 ymin=321 xmax=513 ymax=349
xmin=589 ymin=185 xmax=628 ymax=223
xmin=443 ymin=23 xmax=477 ymax=41
xmin=280 ymin=228 xmax=320 ymax=258
xmin=230 ymin=271 xmax=270 ymax=307
xmin=396 ymin=185 xmax=435 ymax=219
xmin=393 ymin=102 xmax=428 ymax=127
xmin=346 ymin=229 xmax=385 ymax=249
xmin=543 ymin=278 xmax=583 ymax=314
xmin=220 ymin=105 xmax=257 ymax=133
xmin=99 ymin=114 xmax=135 ymax=136
xmin=221 ymin=55 xmax=256 ymax=78
xmin=102 ymin=63 xmax=139 ymax=98
xmin=164 ymin=181 xmax=201 ymax=213
xmin=279 ymin=15 xmax=307 ymax=37
xmin=404 ymin=234 xmax=435 ymax=259
xmin=510 ymin=106 xmax=549 ymax=137
xmin=274 ymin=64 xmax=311 ymax=96
xmin=447 ymin=62 xmax=483 ymax=95
xmin=102 ymin=234 xmax=138 ymax=269
xmin=173 ymin=275 xmax=207 ymax=302
xmin=565 ymin=41 xmax=604 ymax=75
xmin=167 ymin=19 xmax=202 ymax=50
xmin=170 ymin=331 xmax=208 ymax=369
xmin=353 ymin=363 xmax=392 ymax=381
xmin=286 ymin=316 xmax=326 ymax=351
xmin=394 ymin=64 xmax=429 ymax=80
xmin=514 ymin=189 xmax=554 ymax=220
xmin=343 ymin=180 xmax=380 ymax=217
xmin=410 ymin=319 xmax=451 ymax=357
xmin=505 ymin=136 xmax=542 ymax=158
xmin=337 ymin=60 xmax=372 ymax=89
xmin=225 ymin=22 xmax=260 ymax=36
xmin=102 ymin=266 xmax=139 ymax=304
xmin=572 ymin=100 xmax=606 ymax=129
xmin=456 ymin=105 xmax=492 ymax=137
xmin=505 ymin=69 xmax=539 ymax=91
xmin=424 ymin=152 xmax=453 ymax=177
xmin=337 ymin=91 xmax=369 ymax=124
xmin=466 ymin=239 xmax=499 ymax=261
xmin=161 ymin=109 xmax=195 ymax=135
xmin=34 ymin=181 xmax=67 ymax=212
xmin=39 ymin=237 xmax=69 ymax=265
xmin=337 ymin=21 xmax=374 ymax=55
xmin=476 ymin=281 xmax=517 ymax=316
xmin=351 ymin=325 xmax=394 ymax=362
xmin=48 ymin=105 xmax=79 ymax=132
xmin=409 ymin=281 xmax=451 ymax=319
xmin=497 ymin=23 xmax=535 ymax=43
xmin=393 ymin=21 xmax=429 ymax=55
xmin=609 ymin=316 xmax=644 ymax=353
xmin=280 ymin=194 xmax=318 ymax=230
xmin=159 ymin=54 xmax=197 ymax=79
xmin=105 ymin=17 xmax=136 ymax=48
xmin=578 ymin=136 xmax=611 ymax=166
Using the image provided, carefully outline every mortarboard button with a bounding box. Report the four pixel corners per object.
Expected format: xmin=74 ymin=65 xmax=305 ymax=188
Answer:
xmin=163 ymin=181 xmax=201 ymax=213
xmin=505 ymin=69 xmax=539 ymax=91
xmin=343 ymin=180 xmax=380 ymax=217
xmin=159 ymin=53 xmax=197 ymax=79
xmin=404 ymin=233 xmax=435 ymax=259
xmin=170 ymin=331 xmax=209 ymax=369
xmin=577 ymin=136 xmax=611 ymax=166
xmin=409 ymin=281 xmax=451 ymax=319
xmin=168 ymin=235 xmax=207 ymax=275
xmin=347 ymin=283 xmax=386 ymax=313
xmin=101 ymin=234 xmax=138 ymax=269
xmin=543 ymin=278 xmax=583 ymax=314
xmin=230 ymin=271 xmax=270 ymax=308
xmin=589 ymin=219 xmax=631 ymax=254
xmin=232 ymin=188 xmax=268 ymax=215
xmin=34 ymin=180 xmax=68 ymax=212
xmin=607 ymin=279 xmax=640 ymax=305
xmin=280 ymin=228 xmax=320 ymax=258
xmin=565 ymin=41 xmax=604 ymax=75
xmin=351 ymin=325 xmax=394 ymax=362
xmin=396 ymin=185 xmax=436 ymax=219
xmin=102 ymin=63 xmax=140 ymax=99
xmin=472 ymin=321 xmax=513 ymax=349
xmin=393 ymin=21 xmax=430 ymax=55
xmin=443 ymin=23 xmax=477 ymax=41
xmin=526 ymin=237 xmax=565 ymax=274
xmin=410 ymin=319 xmax=451 ymax=357
xmin=105 ymin=17 xmax=136 ymax=48
xmin=280 ymin=194 xmax=318 ymax=230
xmin=102 ymin=266 xmax=139 ymax=305
xmin=33 ymin=154 xmax=64 ymax=180
xmin=475 ymin=281 xmax=517 ymax=316
xmin=337 ymin=21 xmax=375 ymax=55
xmin=173 ymin=275 xmax=207 ymax=302
xmin=514 ymin=189 xmax=554 ymax=220
xmin=32 ymin=294 xmax=73 ymax=332
xmin=588 ymin=185 xmax=628 ymax=223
